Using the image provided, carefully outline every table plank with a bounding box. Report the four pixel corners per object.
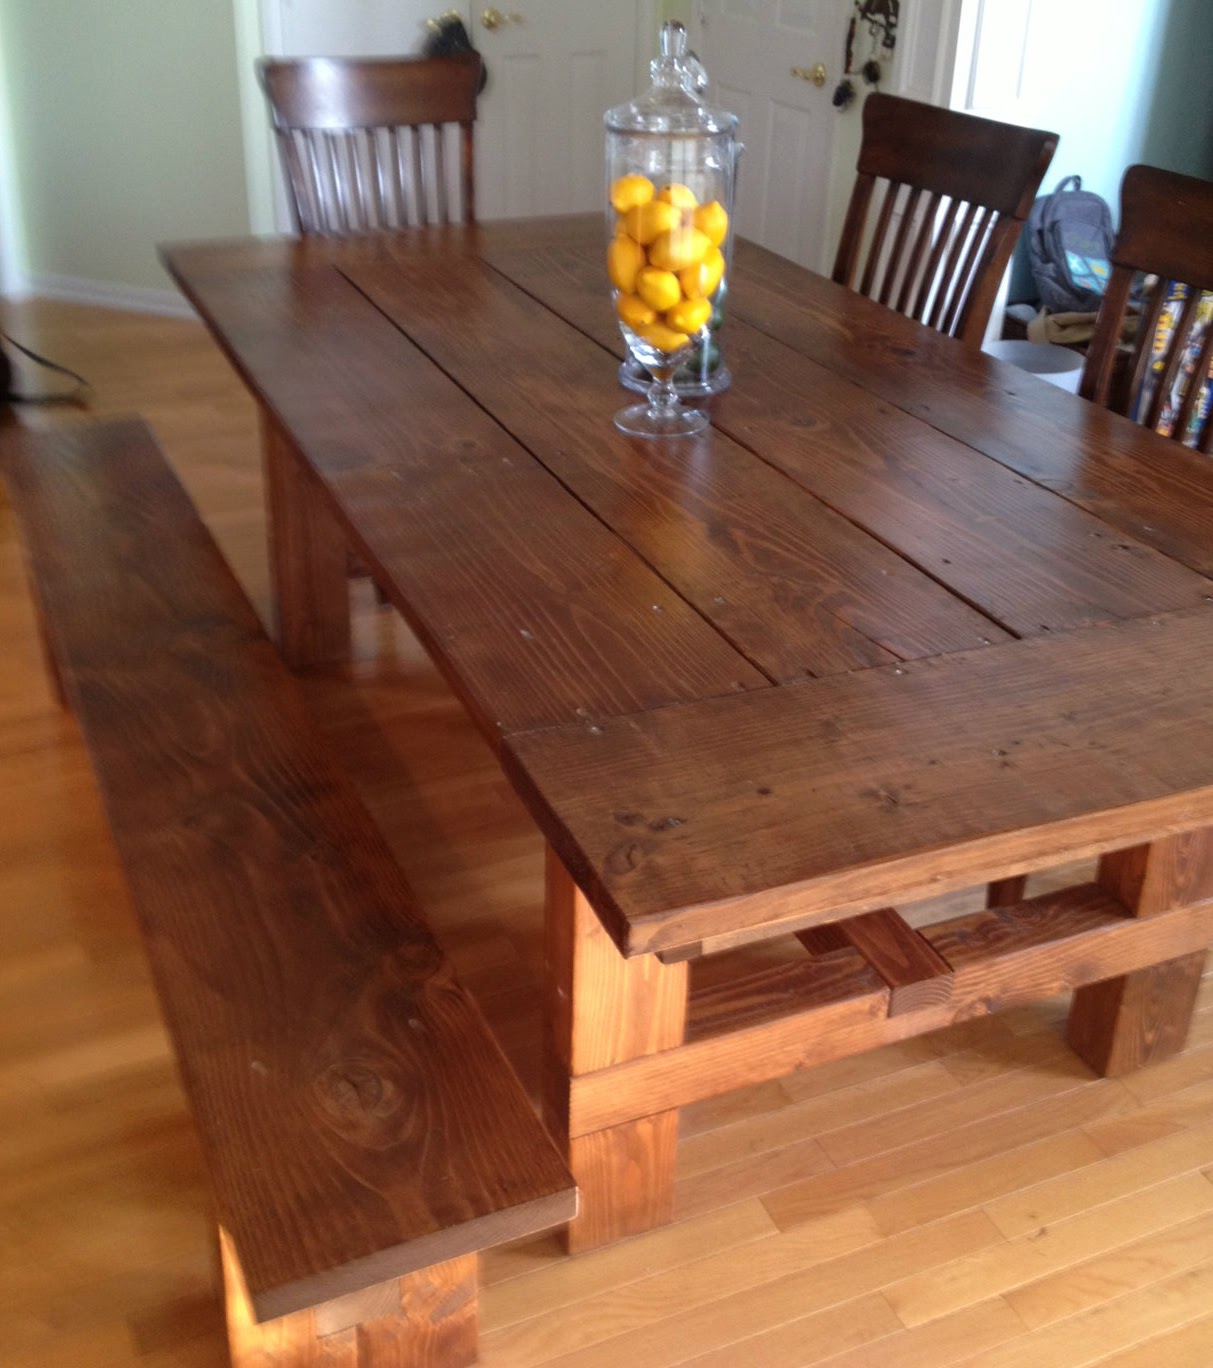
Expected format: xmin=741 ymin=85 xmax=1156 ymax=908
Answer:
xmin=342 ymin=253 xmax=1008 ymax=677
xmin=730 ymin=243 xmax=1213 ymax=578
xmin=480 ymin=238 xmax=1213 ymax=636
xmin=164 ymin=250 xmax=768 ymax=734
xmin=503 ymin=604 xmax=1213 ymax=955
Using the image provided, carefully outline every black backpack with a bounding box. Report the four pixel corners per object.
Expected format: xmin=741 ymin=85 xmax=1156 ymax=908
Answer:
xmin=1026 ymin=175 xmax=1115 ymax=313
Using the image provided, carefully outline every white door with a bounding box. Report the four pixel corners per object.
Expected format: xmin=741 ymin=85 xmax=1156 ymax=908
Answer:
xmin=690 ymin=0 xmax=962 ymax=271
xmin=263 ymin=1 xmax=652 ymax=221
xmin=691 ymin=0 xmax=852 ymax=272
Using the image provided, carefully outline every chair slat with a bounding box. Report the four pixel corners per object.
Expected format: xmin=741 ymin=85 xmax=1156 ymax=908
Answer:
xmin=258 ymin=54 xmax=481 ymax=235
xmin=926 ymin=201 xmax=979 ymax=334
xmin=859 ymin=179 xmax=901 ymax=299
xmin=832 ymin=93 xmax=1057 ymax=346
xmin=880 ymin=184 xmax=924 ymax=309
xmin=940 ymin=206 xmax=994 ymax=338
xmin=1079 ymin=165 xmax=1213 ymax=450
xmin=895 ymin=190 xmax=944 ymax=319
xmin=909 ymin=196 xmax=961 ymax=325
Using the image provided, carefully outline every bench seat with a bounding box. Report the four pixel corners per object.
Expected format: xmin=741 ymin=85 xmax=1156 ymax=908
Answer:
xmin=1 ymin=416 xmax=576 ymax=1366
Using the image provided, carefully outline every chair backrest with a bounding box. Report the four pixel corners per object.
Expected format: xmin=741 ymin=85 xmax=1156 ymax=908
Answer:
xmin=832 ymin=93 xmax=1058 ymax=347
xmin=1080 ymin=163 xmax=1213 ymax=453
xmin=257 ymin=53 xmax=482 ymax=234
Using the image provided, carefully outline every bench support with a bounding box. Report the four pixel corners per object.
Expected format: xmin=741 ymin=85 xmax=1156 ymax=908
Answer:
xmin=223 ymin=1232 xmax=478 ymax=1368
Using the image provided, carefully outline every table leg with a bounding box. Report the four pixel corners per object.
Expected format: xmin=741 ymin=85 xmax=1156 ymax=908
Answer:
xmin=543 ymin=847 xmax=688 ymax=1252
xmin=1068 ymin=830 xmax=1212 ymax=1075
xmin=261 ymin=411 xmax=350 ymax=667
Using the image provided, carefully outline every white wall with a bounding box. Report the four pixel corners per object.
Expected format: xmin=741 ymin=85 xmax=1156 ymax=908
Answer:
xmin=952 ymin=0 xmax=1169 ymax=208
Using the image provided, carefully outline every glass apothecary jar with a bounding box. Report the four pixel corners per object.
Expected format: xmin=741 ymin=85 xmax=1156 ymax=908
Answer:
xmin=605 ymin=21 xmax=739 ymax=436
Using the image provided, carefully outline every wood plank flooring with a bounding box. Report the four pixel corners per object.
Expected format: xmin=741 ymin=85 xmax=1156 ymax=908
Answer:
xmin=1 ymin=296 xmax=1211 ymax=1367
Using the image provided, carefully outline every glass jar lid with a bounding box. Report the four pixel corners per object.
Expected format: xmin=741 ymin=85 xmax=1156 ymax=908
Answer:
xmin=605 ymin=21 xmax=737 ymax=136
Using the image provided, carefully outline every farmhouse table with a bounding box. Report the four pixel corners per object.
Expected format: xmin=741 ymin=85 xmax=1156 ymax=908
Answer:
xmin=164 ymin=217 xmax=1213 ymax=1253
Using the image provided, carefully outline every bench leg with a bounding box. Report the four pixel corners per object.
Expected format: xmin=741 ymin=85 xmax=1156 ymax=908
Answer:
xmin=262 ymin=412 xmax=351 ymax=668
xmin=1068 ymin=831 xmax=1213 ymax=1075
xmin=543 ymin=847 xmax=688 ymax=1252
xmin=222 ymin=1230 xmax=479 ymax=1367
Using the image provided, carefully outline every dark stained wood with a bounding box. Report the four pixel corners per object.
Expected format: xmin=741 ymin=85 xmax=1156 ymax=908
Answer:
xmin=344 ymin=254 xmax=1009 ymax=675
xmin=162 ymin=221 xmax=1213 ymax=1256
xmin=480 ymin=232 xmax=1213 ymax=634
xmin=544 ymin=851 xmax=686 ymax=1250
xmin=831 ymin=93 xmax=1057 ymax=345
xmin=163 ymin=253 xmax=768 ymax=730
xmin=0 ymin=419 xmax=575 ymax=1327
xmin=504 ymin=605 xmax=1213 ymax=956
xmin=1068 ymin=831 xmax=1213 ymax=1074
xmin=796 ymin=908 xmax=954 ymax=1016
xmin=727 ymin=240 xmax=1213 ymax=577
xmin=257 ymin=53 xmax=482 ymax=232
xmin=262 ymin=412 xmax=352 ymax=666
xmin=686 ymin=949 xmax=883 ymax=1041
xmin=567 ymin=884 xmax=1213 ymax=1138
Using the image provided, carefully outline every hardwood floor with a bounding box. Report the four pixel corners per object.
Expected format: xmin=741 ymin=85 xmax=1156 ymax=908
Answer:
xmin=2 ymin=296 xmax=1211 ymax=1368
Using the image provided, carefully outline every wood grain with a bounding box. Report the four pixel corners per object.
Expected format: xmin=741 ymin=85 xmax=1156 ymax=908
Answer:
xmin=796 ymin=908 xmax=954 ymax=1015
xmin=727 ymin=239 xmax=1213 ymax=578
xmin=505 ymin=606 xmax=1213 ymax=955
xmin=544 ymin=851 xmax=685 ymax=1249
xmin=344 ymin=254 xmax=1009 ymax=677
xmin=564 ymin=887 xmax=1213 ymax=1139
xmin=3 ymin=291 xmax=1213 ymax=1368
xmin=162 ymin=246 xmax=769 ymax=735
xmin=0 ymin=419 xmax=575 ymax=1322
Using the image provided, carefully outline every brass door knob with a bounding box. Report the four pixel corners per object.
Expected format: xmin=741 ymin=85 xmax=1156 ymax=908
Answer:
xmin=481 ymin=7 xmax=524 ymax=29
xmin=790 ymin=63 xmax=828 ymax=87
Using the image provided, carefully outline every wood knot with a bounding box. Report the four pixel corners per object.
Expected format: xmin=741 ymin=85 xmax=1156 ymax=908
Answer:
xmin=313 ymin=1060 xmax=400 ymax=1124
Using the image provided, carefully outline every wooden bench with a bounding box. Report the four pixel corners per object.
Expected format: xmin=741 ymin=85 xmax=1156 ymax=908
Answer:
xmin=0 ymin=417 xmax=576 ymax=1367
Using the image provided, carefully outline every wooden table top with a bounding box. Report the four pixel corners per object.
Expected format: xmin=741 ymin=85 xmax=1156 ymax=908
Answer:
xmin=163 ymin=219 xmax=1213 ymax=958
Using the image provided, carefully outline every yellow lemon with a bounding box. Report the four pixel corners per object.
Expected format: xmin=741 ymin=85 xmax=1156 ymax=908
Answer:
xmin=622 ymin=199 xmax=680 ymax=245
xmin=678 ymin=245 xmax=726 ymax=299
xmin=639 ymin=321 xmax=692 ymax=354
xmin=664 ymin=296 xmax=712 ymax=334
xmin=635 ymin=265 xmax=682 ymax=313
xmin=648 ymin=226 xmax=712 ymax=273
xmin=610 ymin=173 xmax=655 ymax=214
xmin=615 ymin=293 xmax=657 ymax=330
xmin=607 ymin=236 xmax=646 ymax=293
xmin=656 ymin=182 xmax=698 ymax=210
xmin=693 ymin=200 xmax=729 ymax=247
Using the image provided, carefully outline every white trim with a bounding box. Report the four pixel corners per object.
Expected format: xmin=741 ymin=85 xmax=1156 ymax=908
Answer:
xmin=26 ymin=273 xmax=196 ymax=319
xmin=233 ymin=0 xmax=286 ymax=233
xmin=0 ymin=16 xmax=28 ymax=296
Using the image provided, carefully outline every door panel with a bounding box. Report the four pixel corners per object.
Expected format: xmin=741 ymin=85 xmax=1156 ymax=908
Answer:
xmin=477 ymin=6 xmax=641 ymax=218
xmin=695 ymin=0 xmax=848 ymax=270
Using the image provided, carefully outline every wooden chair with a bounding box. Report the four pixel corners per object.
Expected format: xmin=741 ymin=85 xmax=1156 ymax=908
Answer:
xmin=257 ymin=52 xmax=482 ymax=232
xmin=833 ymin=93 xmax=1058 ymax=347
xmin=1080 ymin=163 xmax=1213 ymax=452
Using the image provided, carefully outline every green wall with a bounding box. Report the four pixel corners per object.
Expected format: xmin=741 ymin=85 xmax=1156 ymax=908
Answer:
xmin=0 ymin=0 xmax=250 ymax=297
xmin=1140 ymin=0 xmax=1213 ymax=182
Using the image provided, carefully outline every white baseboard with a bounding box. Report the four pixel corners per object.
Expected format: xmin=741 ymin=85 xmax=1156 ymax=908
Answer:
xmin=23 ymin=272 xmax=195 ymax=319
